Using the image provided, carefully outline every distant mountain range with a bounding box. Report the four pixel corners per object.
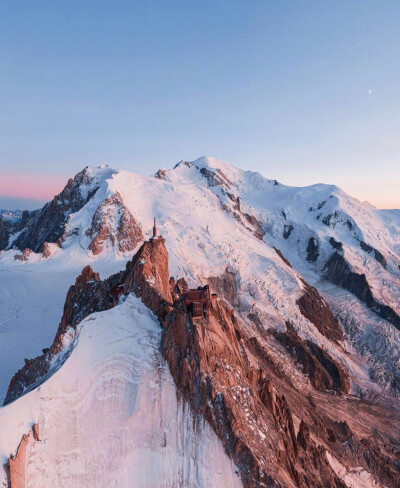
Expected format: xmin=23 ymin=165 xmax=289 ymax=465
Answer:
xmin=0 ymin=209 xmax=23 ymax=223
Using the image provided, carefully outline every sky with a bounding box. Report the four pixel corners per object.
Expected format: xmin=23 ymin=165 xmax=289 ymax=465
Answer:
xmin=0 ymin=0 xmax=399 ymax=210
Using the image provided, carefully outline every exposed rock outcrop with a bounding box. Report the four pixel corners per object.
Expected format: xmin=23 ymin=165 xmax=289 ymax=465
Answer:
xmin=207 ymin=268 xmax=239 ymax=307
xmin=4 ymin=238 xmax=171 ymax=405
xmin=5 ymin=237 xmax=400 ymax=487
xmin=273 ymin=247 xmax=293 ymax=268
xmin=42 ymin=241 xmax=60 ymax=258
xmin=14 ymin=248 xmax=33 ymax=262
xmin=0 ymin=217 xmax=11 ymax=249
xmin=160 ymin=282 xmax=399 ymax=487
xmin=154 ymin=168 xmax=167 ymax=180
xmin=88 ymin=192 xmax=143 ymax=255
xmin=199 ymin=166 xmax=233 ymax=190
xmin=274 ymin=323 xmax=349 ymax=393
xmin=11 ymin=167 xmax=112 ymax=253
xmin=360 ymin=240 xmax=387 ymax=268
xmin=329 ymin=236 xmax=343 ymax=251
xmin=306 ymin=236 xmax=319 ymax=263
xmin=123 ymin=237 xmax=172 ymax=319
xmin=325 ymin=252 xmax=400 ymax=330
xmin=7 ymin=425 xmax=40 ymax=488
xmin=4 ymin=264 xmax=125 ymax=404
xmin=161 ymin=299 xmax=282 ymax=487
xmin=0 ymin=212 xmax=30 ymax=250
xmin=8 ymin=432 xmax=29 ymax=488
xmin=296 ymin=279 xmax=343 ymax=343
xmin=283 ymin=224 xmax=293 ymax=239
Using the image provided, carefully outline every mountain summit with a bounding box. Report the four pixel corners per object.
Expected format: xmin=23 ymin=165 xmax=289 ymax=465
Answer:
xmin=0 ymin=158 xmax=399 ymax=487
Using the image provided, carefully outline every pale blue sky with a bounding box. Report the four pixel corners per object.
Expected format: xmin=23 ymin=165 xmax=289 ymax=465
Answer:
xmin=1 ymin=1 xmax=399 ymax=209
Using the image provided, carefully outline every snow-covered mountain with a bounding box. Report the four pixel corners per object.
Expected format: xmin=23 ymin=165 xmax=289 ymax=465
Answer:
xmin=1 ymin=157 xmax=399 ymax=487
xmin=0 ymin=210 xmax=24 ymax=224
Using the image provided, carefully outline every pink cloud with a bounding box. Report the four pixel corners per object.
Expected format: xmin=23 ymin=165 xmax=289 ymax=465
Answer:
xmin=0 ymin=173 xmax=67 ymax=201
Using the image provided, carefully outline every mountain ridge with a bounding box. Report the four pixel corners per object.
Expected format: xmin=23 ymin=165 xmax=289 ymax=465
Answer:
xmin=0 ymin=157 xmax=399 ymax=487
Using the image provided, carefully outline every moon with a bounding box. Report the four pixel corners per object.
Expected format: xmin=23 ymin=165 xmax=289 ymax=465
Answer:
xmin=368 ymin=89 xmax=372 ymax=94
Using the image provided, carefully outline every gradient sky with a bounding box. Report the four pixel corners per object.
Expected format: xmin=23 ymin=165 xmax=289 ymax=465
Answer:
xmin=1 ymin=0 xmax=399 ymax=210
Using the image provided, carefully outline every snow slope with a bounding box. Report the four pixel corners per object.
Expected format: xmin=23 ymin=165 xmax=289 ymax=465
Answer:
xmin=0 ymin=265 xmax=76 ymax=404
xmin=0 ymin=156 xmax=399 ymax=487
xmin=0 ymin=294 xmax=242 ymax=488
xmin=2 ymin=157 xmax=399 ymax=400
xmin=0 ymin=253 xmax=135 ymax=404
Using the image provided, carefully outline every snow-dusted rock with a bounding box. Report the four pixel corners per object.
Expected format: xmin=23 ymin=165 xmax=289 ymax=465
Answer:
xmin=88 ymin=191 xmax=143 ymax=255
xmin=1 ymin=156 xmax=400 ymax=487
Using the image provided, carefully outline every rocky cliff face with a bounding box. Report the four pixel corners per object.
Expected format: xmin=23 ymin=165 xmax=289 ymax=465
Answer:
xmin=2 ymin=158 xmax=400 ymax=487
xmin=1 ymin=166 xmax=146 ymax=259
xmin=359 ymin=240 xmax=387 ymax=268
xmin=6 ymin=424 xmax=40 ymax=488
xmin=161 ymin=273 xmax=399 ymax=487
xmin=4 ymin=264 xmax=125 ymax=404
xmin=7 ymin=167 xmax=115 ymax=253
xmin=88 ymin=192 xmax=143 ymax=255
xmin=296 ymin=279 xmax=344 ymax=343
xmin=3 ymin=238 xmax=169 ymax=405
xmin=325 ymin=251 xmax=400 ymax=330
xmin=4 ymin=236 xmax=400 ymax=487
xmin=0 ymin=211 xmax=29 ymax=249
xmin=123 ymin=237 xmax=172 ymax=318
xmin=0 ymin=217 xmax=11 ymax=249
xmin=274 ymin=322 xmax=349 ymax=393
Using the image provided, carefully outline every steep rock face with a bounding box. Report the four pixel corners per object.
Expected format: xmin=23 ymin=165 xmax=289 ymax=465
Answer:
xmin=274 ymin=323 xmax=349 ymax=393
xmin=161 ymin=301 xmax=278 ymax=488
xmin=325 ymin=252 xmax=400 ymax=330
xmin=11 ymin=167 xmax=112 ymax=253
xmin=55 ymin=265 xmax=111 ymax=349
xmin=207 ymin=268 xmax=239 ymax=308
xmin=325 ymin=253 xmax=374 ymax=304
xmin=88 ymin=191 xmax=143 ymax=255
xmin=4 ymin=264 xmax=124 ymax=404
xmin=123 ymin=238 xmax=172 ymax=319
xmin=3 ymin=238 xmax=171 ymax=405
xmin=160 ymin=289 xmax=397 ymax=487
xmin=360 ymin=240 xmax=387 ymax=268
xmin=306 ymin=236 xmax=319 ymax=263
xmin=7 ymin=425 xmax=40 ymax=488
xmin=0 ymin=217 xmax=11 ymax=249
xmin=4 ymin=236 xmax=400 ymax=487
xmin=0 ymin=213 xmax=29 ymax=250
xmin=296 ymin=280 xmax=343 ymax=343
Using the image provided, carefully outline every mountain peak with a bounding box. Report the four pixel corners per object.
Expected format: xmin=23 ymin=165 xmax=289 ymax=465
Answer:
xmin=1 ymin=156 xmax=400 ymax=488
